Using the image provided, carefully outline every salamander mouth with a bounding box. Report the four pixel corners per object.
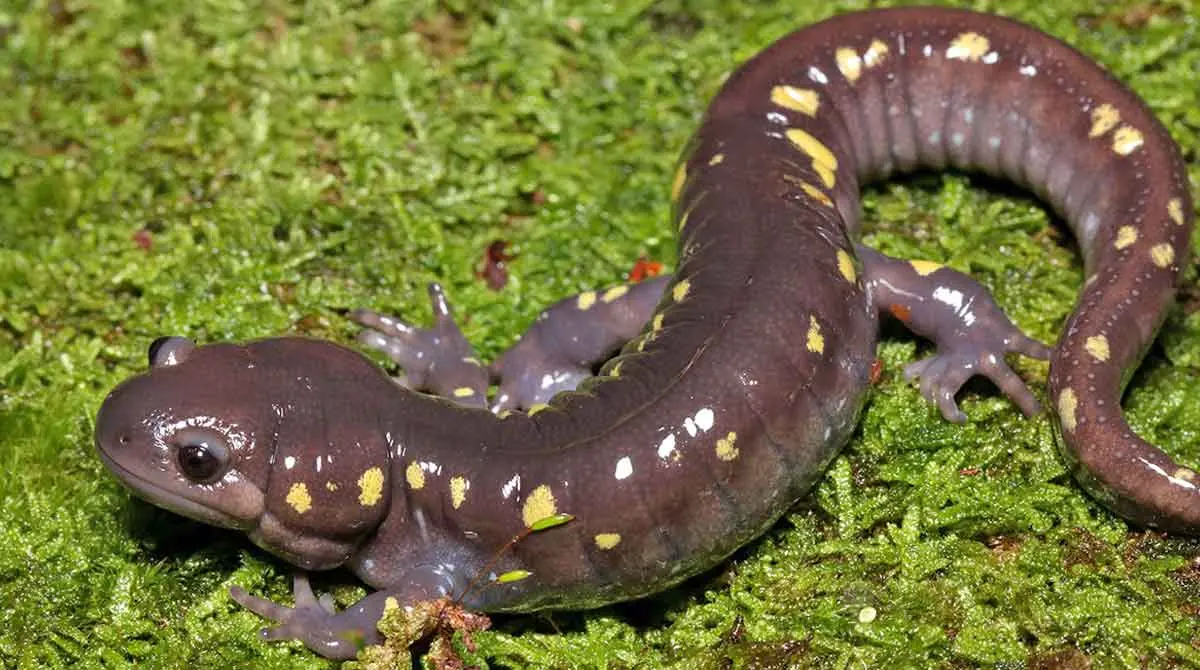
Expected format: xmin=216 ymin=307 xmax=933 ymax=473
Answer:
xmin=96 ymin=446 xmax=253 ymax=531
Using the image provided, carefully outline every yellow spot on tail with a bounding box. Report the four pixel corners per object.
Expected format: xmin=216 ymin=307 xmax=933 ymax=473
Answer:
xmin=1084 ymin=335 xmax=1110 ymax=362
xmin=671 ymin=163 xmax=687 ymax=202
xmin=357 ymin=467 xmax=384 ymax=506
xmin=1113 ymin=226 xmax=1137 ymax=250
xmin=770 ymin=85 xmax=820 ymax=116
xmin=863 ymin=39 xmax=889 ymax=67
xmin=835 ymin=47 xmax=862 ymax=83
xmin=1174 ymin=468 xmax=1197 ymax=483
xmin=452 ymin=386 xmax=475 ymax=398
xmin=672 ymin=279 xmax=691 ymax=302
xmin=528 ymin=402 xmax=550 ymax=415
xmin=521 ymin=484 xmax=557 ymax=528
xmin=801 ymin=182 xmax=833 ymax=207
xmin=909 ymin=260 xmax=942 ymax=276
xmin=715 ymin=432 xmax=739 ymax=461
xmin=836 ymin=249 xmax=857 ymax=283
xmin=946 ymin=32 xmax=991 ymax=62
xmin=1150 ymin=243 xmax=1175 ymax=268
xmin=1089 ymin=104 xmax=1120 ymax=138
xmin=406 ymin=461 xmax=425 ymax=490
xmin=785 ymin=129 xmax=838 ymax=188
xmin=594 ymin=533 xmax=622 ymax=550
xmin=286 ymin=482 xmax=312 ymax=514
xmin=450 ymin=475 xmax=469 ymax=509
xmin=1057 ymin=388 xmax=1078 ymax=433
xmin=602 ymin=285 xmax=629 ymax=303
xmin=652 ymin=313 xmax=665 ymax=332
xmin=709 ymin=153 xmax=725 ymax=166
xmin=577 ymin=291 xmax=597 ymax=310
xmin=1112 ymin=126 xmax=1144 ymax=155
xmin=1168 ymin=198 xmax=1185 ymax=226
xmin=806 ymin=316 xmax=824 ymax=354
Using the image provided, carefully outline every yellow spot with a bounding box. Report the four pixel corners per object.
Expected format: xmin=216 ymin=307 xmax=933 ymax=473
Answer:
xmin=946 ymin=32 xmax=991 ymax=62
xmin=709 ymin=153 xmax=725 ymax=166
xmin=671 ymin=163 xmax=687 ymax=201
xmin=910 ymin=260 xmax=942 ymax=276
xmin=405 ymin=461 xmax=425 ymax=490
xmin=528 ymin=402 xmax=550 ymax=415
xmin=609 ymin=361 xmax=623 ymax=377
xmin=521 ymin=484 xmax=557 ymax=528
xmin=785 ymin=129 xmax=838 ymax=188
xmin=836 ymin=249 xmax=857 ymax=283
xmin=835 ymin=47 xmax=862 ymax=83
xmin=806 ymin=316 xmax=824 ymax=354
xmin=652 ymin=313 xmax=665 ymax=332
xmin=602 ymin=285 xmax=629 ymax=303
xmin=715 ymin=432 xmax=739 ymax=461
xmin=1084 ymin=335 xmax=1110 ymax=362
xmin=384 ymin=596 xmax=400 ymax=612
xmin=863 ymin=39 xmax=889 ymax=67
xmin=1173 ymin=468 xmax=1197 ymax=483
xmin=1113 ymin=225 xmax=1137 ymax=250
xmin=594 ymin=533 xmax=622 ymax=550
xmin=577 ymin=291 xmax=597 ymax=310
xmin=1089 ymin=103 xmax=1120 ymax=138
xmin=1058 ymin=388 xmax=1078 ymax=433
xmin=450 ymin=475 xmax=469 ymax=509
xmin=461 ymin=356 xmax=481 ymax=366
xmin=452 ymin=386 xmax=476 ymax=398
xmin=325 ymin=481 xmax=338 ymax=492
xmin=801 ymin=182 xmax=833 ymax=207
xmin=672 ymin=279 xmax=691 ymax=302
xmin=286 ymin=482 xmax=312 ymax=514
xmin=1150 ymin=243 xmax=1175 ymax=268
xmin=1167 ymin=198 xmax=1184 ymax=226
xmin=770 ymin=85 xmax=820 ymax=116
xmin=357 ymin=466 xmax=384 ymax=506
xmin=498 ymin=409 xmax=512 ymax=419
xmin=1112 ymin=126 xmax=1143 ymax=155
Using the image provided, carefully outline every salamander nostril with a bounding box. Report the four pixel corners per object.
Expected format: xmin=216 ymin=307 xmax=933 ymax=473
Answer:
xmin=119 ymin=434 xmax=131 ymax=446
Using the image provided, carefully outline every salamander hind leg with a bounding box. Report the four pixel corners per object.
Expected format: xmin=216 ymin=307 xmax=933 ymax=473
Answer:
xmin=350 ymin=282 xmax=489 ymax=408
xmin=857 ymin=245 xmax=1051 ymax=423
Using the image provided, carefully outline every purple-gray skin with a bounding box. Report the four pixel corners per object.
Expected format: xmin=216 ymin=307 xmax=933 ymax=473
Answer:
xmin=94 ymin=7 xmax=1194 ymax=661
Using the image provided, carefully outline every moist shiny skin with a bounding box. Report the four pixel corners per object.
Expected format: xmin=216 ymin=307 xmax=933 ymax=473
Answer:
xmin=95 ymin=7 xmax=1195 ymax=660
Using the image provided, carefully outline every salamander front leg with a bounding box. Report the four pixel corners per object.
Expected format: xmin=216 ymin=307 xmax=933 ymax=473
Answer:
xmin=857 ymin=244 xmax=1051 ymax=423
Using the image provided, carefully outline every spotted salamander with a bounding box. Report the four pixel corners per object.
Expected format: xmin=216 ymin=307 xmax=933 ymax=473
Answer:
xmin=94 ymin=7 xmax=1195 ymax=660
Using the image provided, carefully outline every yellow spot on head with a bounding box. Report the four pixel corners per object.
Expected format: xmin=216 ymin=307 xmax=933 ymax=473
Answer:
xmin=946 ymin=32 xmax=990 ymax=62
xmin=836 ymin=249 xmax=857 ymax=283
xmin=863 ymin=39 xmax=889 ymax=67
xmin=528 ymin=402 xmax=550 ymax=415
xmin=1089 ymin=104 xmax=1120 ymax=138
xmin=1167 ymin=198 xmax=1185 ymax=226
xmin=1084 ymin=335 xmax=1110 ymax=362
xmin=671 ymin=163 xmax=687 ymax=202
xmin=651 ymin=313 xmax=665 ymax=332
xmin=709 ymin=153 xmax=725 ymax=166
xmin=715 ymin=432 xmax=739 ymax=461
xmin=1173 ymin=468 xmax=1197 ymax=483
xmin=357 ymin=466 xmax=384 ymax=507
xmin=405 ymin=461 xmax=425 ymax=490
xmin=672 ymin=279 xmax=691 ymax=302
xmin=577 ymin=291 xmax=597 ymax=311
xmin=450 ymin=475 xmax=469 ymax=509
xmin=521 ymin=484 xmax=557 ymax=528
xmin=602 ymin=285 xmax=629 ymax=303
xmin=800 ymin=182 xmax=833 ymax=207
xmin=286 ymin=482 xmax=312 ymax=514
xmin=785 ymin=129 xmax=838 ymax=188
xmin=835 ymin=47 xmax=862 ymax=83
xmin=1112 ymin=126 xmax=1143 ymax=155
xmin=770 ymin=85 xmax=820 ymax=116
xmin=452 ymin=386 xmax=476 ymax=398
xmin=1057 ymin=388 xmax=1078 ymax=433
xmin=806 ymin=316 xmax=824 ymax=354
xmin=1150 ymin=243 xmax=1175 ymax=268
xmin=909 ymin=260 xmax=942 ymax=276
xmin=594 ymin=533 xmax=622 ymax=550
xmin=1113 ymin=225 xmax=1137 ymax=250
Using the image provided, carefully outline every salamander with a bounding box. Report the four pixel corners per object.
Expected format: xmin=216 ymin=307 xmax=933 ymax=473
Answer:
xmin=93 ymin=6 xmax=1195 ymax=661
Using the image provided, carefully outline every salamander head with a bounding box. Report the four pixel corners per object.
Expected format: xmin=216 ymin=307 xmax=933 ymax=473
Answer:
xmin=95 ymin=336 xmax=397 ymax=571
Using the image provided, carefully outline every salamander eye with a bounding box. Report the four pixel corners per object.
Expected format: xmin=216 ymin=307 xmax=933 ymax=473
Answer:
xmin=173 ymin=428 xmax=230 ymax=484
xmin=149 ymin=336 xmax=196 ymax=368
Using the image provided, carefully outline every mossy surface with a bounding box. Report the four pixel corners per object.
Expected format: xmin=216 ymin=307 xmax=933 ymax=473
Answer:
xmin=1 ymin=0 xmax=1198 ymax=668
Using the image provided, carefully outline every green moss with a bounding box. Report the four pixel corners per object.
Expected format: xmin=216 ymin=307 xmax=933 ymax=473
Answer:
xmin=1 ymin=0 xmax=1197 ymax=668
